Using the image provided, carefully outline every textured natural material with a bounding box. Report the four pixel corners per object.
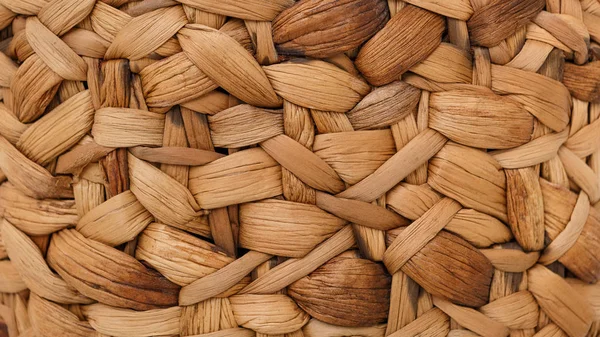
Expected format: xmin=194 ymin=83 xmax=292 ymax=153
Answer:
xmin=0 ymin=1 xmax=599 ymax=337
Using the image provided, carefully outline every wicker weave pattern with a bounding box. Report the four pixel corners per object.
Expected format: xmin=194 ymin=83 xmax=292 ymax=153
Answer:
xmin=0 ymin=0 xmax=599 ymax=337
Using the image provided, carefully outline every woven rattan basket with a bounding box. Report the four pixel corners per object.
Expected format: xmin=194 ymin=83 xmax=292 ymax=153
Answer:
xmin=0 ymin=0 xmax=600 ymax=336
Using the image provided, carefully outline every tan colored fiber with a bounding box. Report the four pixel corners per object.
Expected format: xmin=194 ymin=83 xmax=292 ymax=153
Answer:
xmin=304 ymin=319 xmax=386 ymax=337
xmin=387 ymin=228 xmax=493 ymax=308
xmin=583 ymin=11 xmax=600 ymax=43
xmin=0 ymin=52 xmax=17 ymax=87
xmin=480 ymin=248 xmax=539 ymax=272
xmin=565 ymin=278 xmax=600 ymax=321
xmin=83 ymin=304 xmax=181 ymax=337
xmin=0 ymin=0 xmax=42 ymax=16
xmin=208 ymin=104 xmax=283 ymax=148
xmin=37 ymin=0 xmax=95 ymax=36
xmin=429 ymin=89 xmax=533 ymax=149
xmin=10 ymin=54 xmax=62 ymax=123
xmin=129 ymin=152 xmax=210 ymax=236
xmin=136 ymin=223 xmax=233 ymax=287
xmin=391 ymin=113 xmax=426 ymax=184
xmin=264 ymin=59 xmax=370 ymax=112
xmin=315 ymin=191 xmax=408 ymax=230
xmin=92 ymin=107 xmax=165 ymax=147
xmin=468 ymin=0 xmax=545 ymax=47
xmin=312 ymin=130 xmax=396 ymax=185
xmin=385 ymin=270 xmax=418 ymax=335
xmin=404 ymin=0 xmax=472 ymax=19
xmin=566 ymin=117 xmax=600 ymax=157
xmin=0 ymin=183 xmax=78 ymax=236
xmin=105 ymin=6 xmax=186 ymax=60
xmin=386 ymin=183 xmax=441 ymax=220
xmin=337 ymin=129 xmax=447 ymax=202
xmin=129 ymin=146 xmax=223 ymax=166
xmin=383 ymin=198 xmax=461 ymax=274
xmin=240 ymin=226 xmax=355 ymax=294
xmin=0 ymin=260 xmax=27 ymax=293
xmin=355 ymin=5 xmax=445 ymax=86
xmin=180 ymin=91 xmax=230 ymax=115
xmin=140 ymin=53 xmax=217 ymax=110
xmin=526 ymin=23 xmax=573 ymax=53
xmin=533 ymin=11 xmax=589 ymax=65
xmin=559 ymin=146 xmax=600 ymax=203
xmin=505 ymin=167 xmax=545 ymax=251
xmin=491 ymin=64 xmax=570 ymax=132
xmin=0 ymin=2 xmax=598 ymax=335
xmin=179 ymin=250 xmax=272 ymax=306
xmin=178 ymin=25 xmax=279 ymax=108
xmin=445 ymin=209 xmax=513 ymax=248
xmin=563 ymin=62 xmax=600 ymax=102
xmin=539 ymin=191 xmax=589 ymax=265
xmin=288 ymin=251 xmax=390 ymax=327
xmin=387 ymin=308 xmax=449 ymax=337
xmin=244 ymin=20 xmax=277 ymax=65
xmin=175 ymin=0 xmax=294 ymax=21
xmin=47 ymin=229 xmax=180 ymax=310
xmin=25 ymin=17 xmax=87 ymax=80
xmin=179 ymin=297 xmax=237 ymax=335
xmin=346 ymin=81 xmax=420 ymax=130
xmin=490 ymin=129 xmax=568 ymax=169
xmin=28 ymin=293 xmax=95 ymax=337
xmin=189 ymin=148 xmax=282 ymax=209
xmin=239 ymin=199 xmax=345 ymax=257
xmin=433 ymin=297 xmax=509 ymax=337
xmin=428 ymin=142 xmax=507 ymax=222
xmin=505 ymin=40 xmax=554 ymax=71
xmin=262 ymin=134 xmax=345 ymax=194
xmin=55 ymin=138 xmax=113 ymax=175
xmin=540 ymin=178 xmax=600 ymax=283
xmin=62 ymin=29 xmax=111 ymax=58
xmin=76 ymin=190 xmax=153 ymax=246
xmin=0 ymin=136 xmax=73 ymax=199
xmin=2 ymin=220 xmax=90 ymax=304
xmin=528 ymin=265 xmax=594 ymax=337
xmin=410 ymin=43 xmax=473 ymax=84
xmin=0 ymin=103 xmax=27 ymax=145
xmin=72 ymin=178 xmax=105 ymax=217
xmin=16 ymin=90 xmax=94 ymax=165
xmin=272 ymin=0 xmax=389 ymax=58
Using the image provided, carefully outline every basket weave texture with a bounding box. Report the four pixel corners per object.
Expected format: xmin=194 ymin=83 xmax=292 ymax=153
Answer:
xmin=0 ymin=0 xmax=599 ymax=336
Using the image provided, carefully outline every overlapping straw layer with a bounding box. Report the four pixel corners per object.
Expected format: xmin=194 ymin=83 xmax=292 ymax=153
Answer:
xmin=0 ymin=0 xmax=599 ymax=336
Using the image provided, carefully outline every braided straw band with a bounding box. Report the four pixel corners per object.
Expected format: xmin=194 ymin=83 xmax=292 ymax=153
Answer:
xmin=0 ymin=0 xmax=600 ymax=337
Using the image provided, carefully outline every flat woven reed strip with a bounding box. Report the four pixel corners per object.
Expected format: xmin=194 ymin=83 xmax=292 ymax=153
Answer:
xmin=0 ymin=0 xmax=599 ymax=336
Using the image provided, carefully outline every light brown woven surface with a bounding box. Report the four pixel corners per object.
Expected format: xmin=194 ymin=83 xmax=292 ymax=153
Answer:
xmin=0 ymin=0 xmax=599 ymax=336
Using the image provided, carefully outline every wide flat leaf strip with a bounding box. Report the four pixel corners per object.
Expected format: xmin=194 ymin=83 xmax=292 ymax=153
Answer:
xmin=272 ymin=0 xmax=389 ymax=58
xmin=355 ymin=5 xmax=445 ymax=86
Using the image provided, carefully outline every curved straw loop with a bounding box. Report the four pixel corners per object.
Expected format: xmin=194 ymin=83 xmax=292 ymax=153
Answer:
xmin=539 ymin=191 xmax=590 ymax=264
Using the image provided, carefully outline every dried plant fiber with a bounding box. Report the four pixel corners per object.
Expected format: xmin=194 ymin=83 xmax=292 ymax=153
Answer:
xmin=0 ymin=0 xmax=599 ymax=337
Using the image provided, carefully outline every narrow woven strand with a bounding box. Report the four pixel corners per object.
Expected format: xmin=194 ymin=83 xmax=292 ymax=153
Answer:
xmin=0 ymin=0 xmax=599 ymax=337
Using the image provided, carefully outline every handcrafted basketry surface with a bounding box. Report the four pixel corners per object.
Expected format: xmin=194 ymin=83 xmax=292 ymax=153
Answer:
xmin=0 ymin=0 xmax=600 ymax=336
